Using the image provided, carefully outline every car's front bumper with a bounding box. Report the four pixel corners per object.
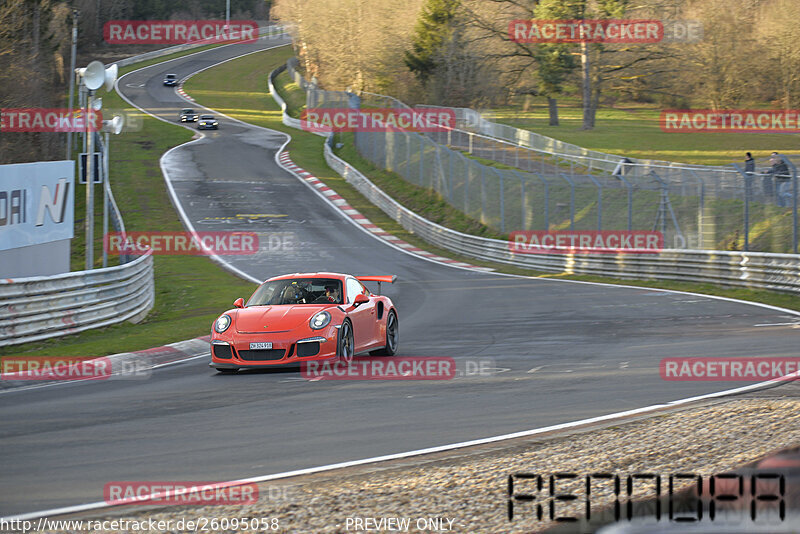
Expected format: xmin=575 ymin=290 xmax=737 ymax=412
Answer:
xmin=198 ymin=124 xmax=218 ymax=129
xmin=209 ymin=329 xmax=338 ymax=369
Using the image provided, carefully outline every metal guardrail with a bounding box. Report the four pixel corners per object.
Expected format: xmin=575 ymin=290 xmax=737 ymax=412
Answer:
xmin=269 ymin=63 xmax=326 ymax=135
xmin=322 ymin=140 xmax=800 ymax=294
xmin=0 ymin=252 xmax=155 ymax=347
xmin=270 ymin=62 xmax=800 ymax=295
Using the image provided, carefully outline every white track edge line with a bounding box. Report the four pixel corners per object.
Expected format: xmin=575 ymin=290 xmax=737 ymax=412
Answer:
xmin=5 ymin=369 xmax=798 ymax=522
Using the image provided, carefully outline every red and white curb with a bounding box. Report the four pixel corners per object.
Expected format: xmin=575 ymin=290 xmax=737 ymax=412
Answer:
xmin=177 ymin=84 xmax=195 ymax=102
xmin=0 ymin=336 xmax=211 ymax=391
xmin=277 ymin=152 xmax=491 ymax=272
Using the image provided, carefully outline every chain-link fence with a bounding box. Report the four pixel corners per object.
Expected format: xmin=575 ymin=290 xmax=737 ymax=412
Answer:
xmin=287 ymin=59 xmax=799 ymax=253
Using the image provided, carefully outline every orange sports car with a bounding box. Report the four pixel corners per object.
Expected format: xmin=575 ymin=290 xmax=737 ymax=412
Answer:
xmin=209 ymin=272 xmax=398 ymax=373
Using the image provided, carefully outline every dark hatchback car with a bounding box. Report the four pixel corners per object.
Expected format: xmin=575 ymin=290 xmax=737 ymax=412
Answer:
xmin=197 ymin=115 xmax=219 ymax=130
xmin=178 ymin=108 xmax=198 ymax=122
xmin=163 ymin=73 xmax=178 ymax=86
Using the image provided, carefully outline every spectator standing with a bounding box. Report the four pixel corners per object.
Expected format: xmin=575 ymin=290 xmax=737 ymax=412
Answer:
xmin=745 ymin=152 xmax=755 ymax=174
xmin=769 ymin=152 xmax=792 ymax=207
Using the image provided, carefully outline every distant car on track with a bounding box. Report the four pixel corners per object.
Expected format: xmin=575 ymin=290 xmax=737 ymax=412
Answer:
xmin=197 ymin=115 xmax=218 ymax=130
xmin=178 ymin=108 xmax=198 ymax=122
xmin=210 ymin=272 xmax=398 ymax=373
xmin=163 ymin=73 xmax=178 ymax=86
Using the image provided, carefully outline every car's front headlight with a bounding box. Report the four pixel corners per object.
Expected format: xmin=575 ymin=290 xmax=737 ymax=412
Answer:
xmin=309 ymin=311 xmax=331 ymax=330
xmin=214 ymin=314 xmax=232 ymax=333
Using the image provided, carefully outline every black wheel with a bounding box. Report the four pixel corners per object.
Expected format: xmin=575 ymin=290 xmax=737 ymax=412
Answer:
xmin=216 ymin=368 xmax=237 ymax=374
xmin=370 ymin=310 xmax=398 ymax=356
xmin=337 ymin=320 xmax=354 ymax=364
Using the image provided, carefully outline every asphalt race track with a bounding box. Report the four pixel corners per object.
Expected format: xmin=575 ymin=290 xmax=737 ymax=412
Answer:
xmin=2 ymin=38 xmax=799 ymax=517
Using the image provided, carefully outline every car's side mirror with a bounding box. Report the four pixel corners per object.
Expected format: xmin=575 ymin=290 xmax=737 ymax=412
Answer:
xmin=352 ymin=294 xmax=369 ymax=307
xmin=233 ymin=298 xmax=244 ymax=308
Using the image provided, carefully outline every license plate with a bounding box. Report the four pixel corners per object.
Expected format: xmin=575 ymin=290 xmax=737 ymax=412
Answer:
xmin=250 ymin=342 xmax=273 ymax=350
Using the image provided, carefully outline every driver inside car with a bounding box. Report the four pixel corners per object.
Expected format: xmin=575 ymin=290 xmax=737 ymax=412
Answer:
xmin=324 ymin=284 xmax=341 ymax=303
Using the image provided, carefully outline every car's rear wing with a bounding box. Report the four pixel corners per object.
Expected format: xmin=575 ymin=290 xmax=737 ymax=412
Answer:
xmin=357 ymin=275 xmax=397 ymax=295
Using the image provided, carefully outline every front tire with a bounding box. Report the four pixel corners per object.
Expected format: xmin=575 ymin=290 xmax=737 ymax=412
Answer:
xmin=337 ymin=320 xmax=354 ymax=364
xmin=370 ymin=310 xmax=398 ymax=356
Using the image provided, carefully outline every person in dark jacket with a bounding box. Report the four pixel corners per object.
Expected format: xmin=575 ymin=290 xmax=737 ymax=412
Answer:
xmin=767 ymin=152 xmax=792 ymax=207
xmin=744 ymin=152 xmax=755 ymax=174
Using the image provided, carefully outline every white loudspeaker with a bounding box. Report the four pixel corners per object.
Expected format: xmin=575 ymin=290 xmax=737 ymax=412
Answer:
xmin=103 ymin=115 xmax=124 ymax=135
xmin=82 ymin=60 xmax=106 ymax=90
xmin=104 ymin=64 xmax=118 ymax=91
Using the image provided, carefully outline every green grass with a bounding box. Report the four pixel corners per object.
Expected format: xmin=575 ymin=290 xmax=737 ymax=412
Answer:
xmin=274 ymin=70 xmax=306 ymax=119
xmin=489 ymin=96 xmax=800 ymax=166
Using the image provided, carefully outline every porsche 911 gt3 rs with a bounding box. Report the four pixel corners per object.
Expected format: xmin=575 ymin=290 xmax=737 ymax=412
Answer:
xmin=209 ymin=272 xmax=398 ymax=373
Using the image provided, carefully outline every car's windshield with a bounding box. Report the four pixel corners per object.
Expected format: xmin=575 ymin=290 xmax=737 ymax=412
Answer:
xmin=165 ymin=74 xmax=176 ymax=79
xmin=200 ymin=115 xmax=214 ymax=120
xmin=246 ymin=278 xmax=343 ymax=306
xmin=181 ymin=108 xmax=194 ymax=114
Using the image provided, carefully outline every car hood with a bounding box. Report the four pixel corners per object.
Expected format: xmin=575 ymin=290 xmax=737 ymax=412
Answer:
xmin=235 ymin=305 xmax=331 ymax=333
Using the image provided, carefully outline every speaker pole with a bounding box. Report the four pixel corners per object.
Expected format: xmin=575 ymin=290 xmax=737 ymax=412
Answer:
xmin=85 ymin=89 xmax=95 ymax=270
xmin=102 ymin=131 xmax=109 ymax=268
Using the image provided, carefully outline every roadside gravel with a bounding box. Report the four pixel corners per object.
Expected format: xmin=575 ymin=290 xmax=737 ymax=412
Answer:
xmin=46 ymin=391 xmax=800 ymax=534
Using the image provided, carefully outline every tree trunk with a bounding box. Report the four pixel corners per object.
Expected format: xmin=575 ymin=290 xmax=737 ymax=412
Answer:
xmin=547 ymin=97 xmax=559 ymax=126
xmin=580 ymin=41 xmax=593 ymax=130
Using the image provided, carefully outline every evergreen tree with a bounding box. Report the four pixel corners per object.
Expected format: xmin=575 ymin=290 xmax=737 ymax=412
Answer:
xmin=404 ymin=0 xmax=460 ymax=85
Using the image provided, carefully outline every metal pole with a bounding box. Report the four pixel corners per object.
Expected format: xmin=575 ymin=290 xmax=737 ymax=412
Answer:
xmin=782 ymin=156 xmax=799 ymax=253
xmin=226 ymin=0 xmax=230 ymax=28
xmin=733 ymin=163 xmax=749 ymax=251
xmin=481 ymin=165 xmax=486 ymax=223
xmin=66 ymin=10 xmax=78 ymax=159
xmin=85 ymin=90 xmax=95 ymax=270
xmin=559 ymin=173 xmax=575 ymax=230
xmin=102 ymin=132 xmax=109 ymax=268
xmin=494 ymin=169 xmax=505 ymax=233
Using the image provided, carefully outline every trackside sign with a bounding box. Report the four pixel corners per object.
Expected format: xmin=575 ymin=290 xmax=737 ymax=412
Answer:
xmin=0 ymin=161 xmax=74 ymax=251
